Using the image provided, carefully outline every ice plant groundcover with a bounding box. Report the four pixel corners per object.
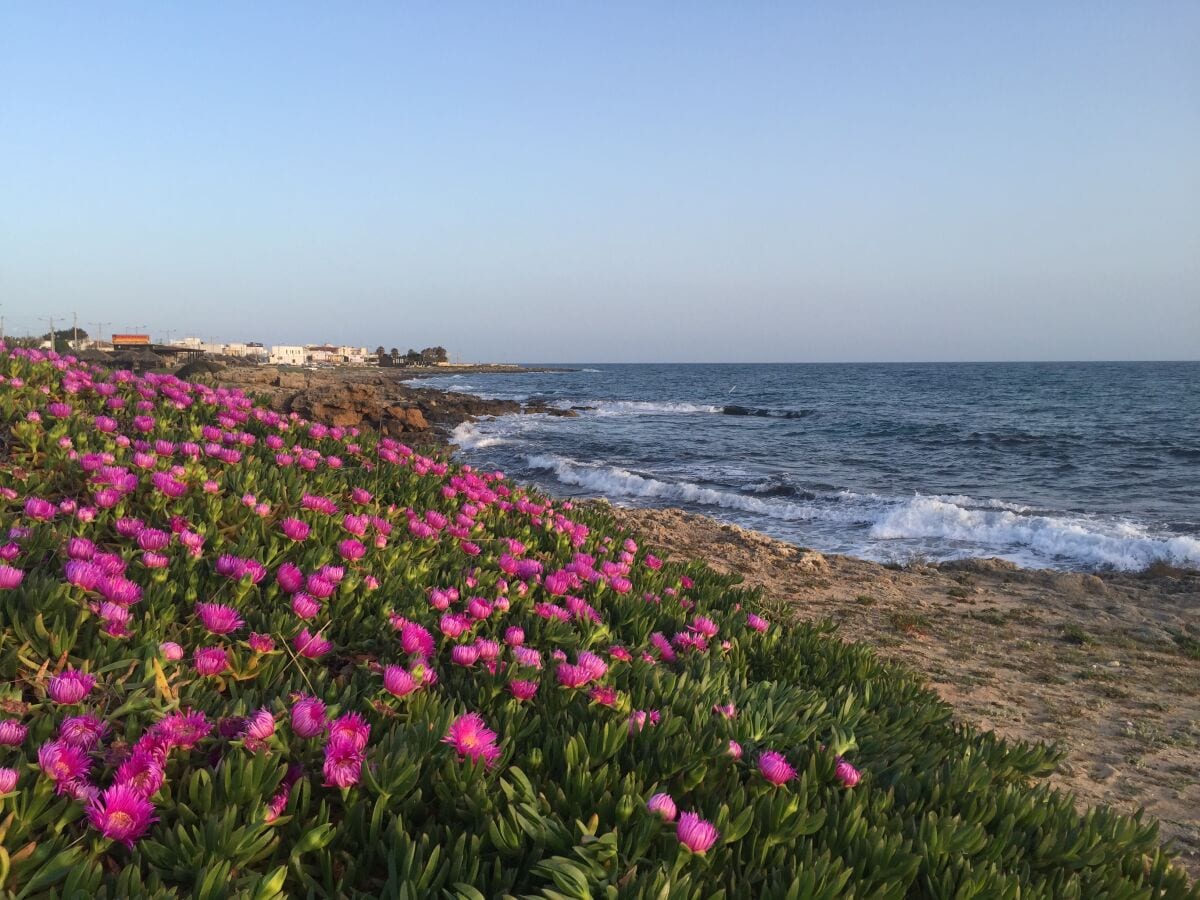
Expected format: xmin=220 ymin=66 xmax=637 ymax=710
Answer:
xmin=0 ymin=346 xmax=1193 ymax=899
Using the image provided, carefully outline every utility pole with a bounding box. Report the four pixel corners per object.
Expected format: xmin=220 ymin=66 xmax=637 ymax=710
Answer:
xmin=72 ymin=312 xmax=79 ymax=349
xmin=91 ymin=321 xmax=112 ymax=348
xmin=41 ymin=316 xmax=56 ymax=350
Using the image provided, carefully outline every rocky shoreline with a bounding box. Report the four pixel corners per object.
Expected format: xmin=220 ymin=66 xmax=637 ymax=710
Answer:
xmin=210 ymin=363 xmax=575 ymax=448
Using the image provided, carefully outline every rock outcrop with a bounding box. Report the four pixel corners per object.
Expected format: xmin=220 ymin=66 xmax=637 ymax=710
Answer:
xmin=209 ymin=366 xmax=532 ymax=444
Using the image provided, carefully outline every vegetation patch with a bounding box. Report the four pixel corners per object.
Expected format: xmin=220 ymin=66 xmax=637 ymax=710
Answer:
xmin=0 ymin=347 xmax=1194 ymax=897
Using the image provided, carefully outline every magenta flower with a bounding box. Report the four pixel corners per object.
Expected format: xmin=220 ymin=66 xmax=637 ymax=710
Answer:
xmin=151 ymin=709 xmax=212 ymax=750
xmin=758 ymin=750 xmax=796 ymax=786
xmin=690 ymin=616 xmax=719 ymax=637
xmin=0 ymin=564 xmax=25 ymax=590
xmin=195 ymin=602 xmax=244 ymax=635
xmin=475 ymin=638 xmax=501 ymax=661
xmin=383 ymin=665 xmax=417 ymax=698
xmin=66 ymin=536 xmax=96 ymax=560
xmin=276 ymin=562 xmax=305 ymax=593
xmin=589 ymin=685 xmax=619 ymax=707
xmin=400 ymin=622 xmax=435 ymax=658
xmin=291 ymin=593 xmax=321 ymax=619
xmin=451 ymin=644 xmax=480 ymax=667
xmin=727 ymin=740 xmax=743 ymax=760
xmin=59 ymin=714 xmax=109 ymax=750
xmin=0 ymin=767 xmax=18 ymax=794
xmin=746 ymin=613 xmax=769 ymax=632
xmin=508 ymin=679 xmax=539 ymax=701
xmin=443 ymin=712 xmax=501 ymax=768
xmin=556 ymin=663 xmax=591 ymax=689
xmin=647 ymin=792 xmax=677 ymax=821
xmin=24 ymin=497 xmax=56 ymax=521
xmin=504 ymin=626 xmax=525 ymax=646
xmin=577 ymin=651 xmax=608 ymax=680
xmin=193 ymin=646 xmax=230 ymax=676
xmin=241 ymin=708 xmax=275 ymax=741
xmin=47 ymin=669 xmax=97 ymax=704
xmin=290 ymin=696 xmax=327 ymax=737
xmin=306 ymin=574 xmax=335 ymax=599
xmin=439 ymin=613 xmax=470 ymax=638
xmin=294 ymin=628 xmax=332 ymax=659
xmin=160 ymin=641 xmax=184 ymax=661
xmin=280 ymin=517 xmax=310 ymax=541
xmin=834 ymin=757 xmax=862 ymax=788
xmin=87 ymin=783 xmax=157 ymax=847
xmin=328 ymin=712 xmax=370 ymax=752
xmin=38 ymin=739 xmax=92 ymax=785
xmin=0 ymin=719 xmax=28 ymax=745
xmin=338 ymin=539 xmax=366 ymax=561
xmin=248 ymin=632 xmax=275 ymax=653
xmin=64 ymin=559 xmax=102 ymax=590
xmin=677 ymin=811 xmax=720 ymax=853
xmin=322 ymin=741 xmax=364 ymax=788
xmin=115 ymin=749 xmax=165 ymax=797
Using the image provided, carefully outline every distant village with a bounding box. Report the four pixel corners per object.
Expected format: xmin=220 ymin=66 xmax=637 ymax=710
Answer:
xmin=18 ymin=327 xmax=459 ymax=369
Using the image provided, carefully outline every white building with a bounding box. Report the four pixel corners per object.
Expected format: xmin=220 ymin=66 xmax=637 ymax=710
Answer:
xmin=269 ymin=345 xmax=306 ymax=366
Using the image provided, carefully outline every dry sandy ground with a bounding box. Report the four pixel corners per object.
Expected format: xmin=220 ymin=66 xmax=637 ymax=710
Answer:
xmin=602 ymin=504 xmax=1200 ymax=879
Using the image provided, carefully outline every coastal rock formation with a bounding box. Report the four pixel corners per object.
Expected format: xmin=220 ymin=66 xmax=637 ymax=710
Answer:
xmin=210 ymin=365 xmax=528 ymax=442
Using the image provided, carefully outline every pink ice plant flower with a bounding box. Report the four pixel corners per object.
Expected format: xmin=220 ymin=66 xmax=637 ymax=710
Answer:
xmin=508 ymin=679 xmax=539 ymax=701
xmin=294 ymin=628 xmax=332 ymax=658
xmin=280 ymin=517 xmax=310 ymax=541
xmin=195 ymin=602 xmax=244 ymax=635
xmin=0 ymin=720 xmax=29 ymax=746
xmin=677 ymin=812 xmax=720 ymax=853
xmin=834 ymin=757 xmax=862 ymax=788
xmin=0 ymin=768 xmax=18 ymax=794
xmin=443 ymin=712 xmax=501 ymax=768
xmin=383 ymin=665 xmax=417 ymax=698
xmin=38 ymin=739 xmax=92 ymax=788
xmin=758 ymin=750 xmax=797 ymax=786
xmin=647 ymin=793 xmax=677 ymax=821
xmin=87 ymin=783 xmax=157 ymax=847
xmin=290 ymin=696 xmax=327 ymax=738
xmin=47 ymin=669 xmax=97 ymax=704
xmin=194 ymin=646 xmax=230 ymax=676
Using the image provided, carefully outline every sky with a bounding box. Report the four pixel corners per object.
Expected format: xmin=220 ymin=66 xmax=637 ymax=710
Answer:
xmin=2 ymin=3 xmax=1198 ymax=363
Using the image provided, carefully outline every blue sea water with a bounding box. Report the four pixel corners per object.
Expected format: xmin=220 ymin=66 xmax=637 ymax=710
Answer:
xmin=413 ymin=363 xmax=1200 ymax=572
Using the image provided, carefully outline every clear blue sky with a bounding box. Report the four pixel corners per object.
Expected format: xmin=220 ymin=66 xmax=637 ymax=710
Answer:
xmin=2 ymin=3 xmax=1197 ymax=362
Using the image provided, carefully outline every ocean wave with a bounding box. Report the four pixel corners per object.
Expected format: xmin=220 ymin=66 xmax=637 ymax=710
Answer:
xmin=869 ymin=496 xmax=1200 ymax=571
xmin=524 ymin=454 xmax=871 ymax=524
xmin=450 ymin=421 xmax=509 ymax=450
xmin=586 ymin=400 xmax=723 ymax=416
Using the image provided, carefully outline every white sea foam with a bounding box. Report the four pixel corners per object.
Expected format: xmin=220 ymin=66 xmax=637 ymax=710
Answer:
xmin=450 ymin=421 xmax=509 ymax=450
xmin=522 ymin=453 xmax=1200 ymax=570
xmin=524 ymin=454 xmax=871 ymax=524
xmin=586 ymin=400 xmax=722 ymax=416
xmin=869 ymin=496 xmax=1200 ymax=571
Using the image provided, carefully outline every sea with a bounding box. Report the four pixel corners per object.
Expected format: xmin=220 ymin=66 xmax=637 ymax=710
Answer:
xmin=411 ymin=363 xmax=1200 ymax=572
